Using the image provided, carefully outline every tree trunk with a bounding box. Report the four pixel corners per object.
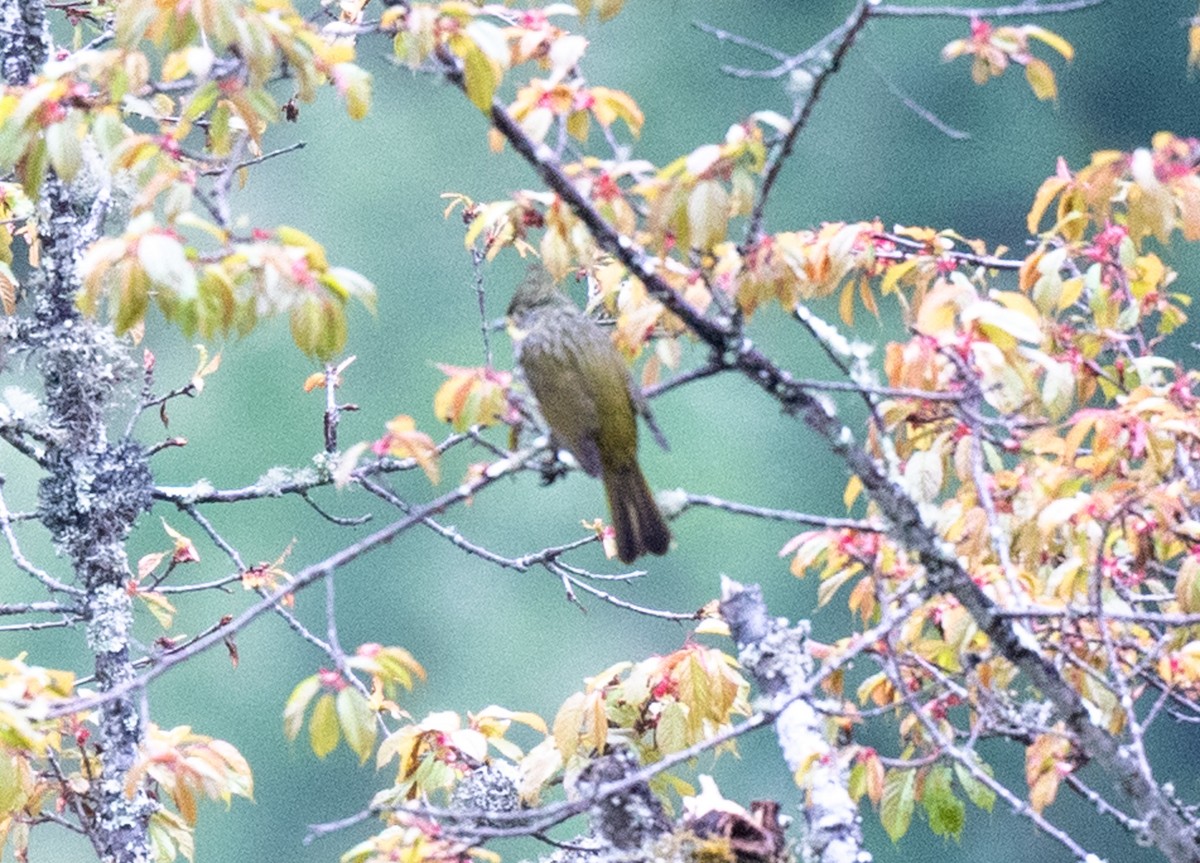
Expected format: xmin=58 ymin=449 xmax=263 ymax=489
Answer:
xmin=1 ymin=3 xmax=155 ymax=859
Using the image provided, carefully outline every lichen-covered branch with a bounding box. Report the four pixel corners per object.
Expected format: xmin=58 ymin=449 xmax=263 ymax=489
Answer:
xmin=719 ymin=578 xmax=866 ymax=863
xmin=2 ymin=1 xmax=154 ymax=857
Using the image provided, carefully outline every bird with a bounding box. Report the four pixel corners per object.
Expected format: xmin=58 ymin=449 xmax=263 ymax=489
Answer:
xmin=507 ymin=266 xmax=670 ymax=564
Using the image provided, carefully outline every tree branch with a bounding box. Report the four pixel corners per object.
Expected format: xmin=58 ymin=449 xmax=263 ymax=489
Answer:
xmin=449 ymin=29 xmax=1200 ymax=863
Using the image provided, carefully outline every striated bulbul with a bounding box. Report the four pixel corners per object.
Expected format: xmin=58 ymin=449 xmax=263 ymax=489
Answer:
xmin=508 ymin=267 xmax=670 ymax=564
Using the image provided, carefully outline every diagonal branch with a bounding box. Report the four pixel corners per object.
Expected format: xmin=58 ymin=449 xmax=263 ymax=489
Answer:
xmin=446 ymin=36 xmax=1200 ymax=863
xmin=744 ymin=1 xmax=874 ymax=242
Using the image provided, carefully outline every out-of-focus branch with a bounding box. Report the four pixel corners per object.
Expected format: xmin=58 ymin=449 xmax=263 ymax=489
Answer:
xmin=154 ymin=430 xmax=478 ymax=505
xmin=719 ymin=577 xmax=866 ymax=863
xmin=874 ymin=0 xmax=1106 ymax=18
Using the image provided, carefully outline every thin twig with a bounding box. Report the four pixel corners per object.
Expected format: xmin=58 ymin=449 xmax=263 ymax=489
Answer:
xmin=0 ymin=481 xmax=83 ymax=595
xmin=691 ymin=20 xmax=790 ymax=61
xmin=745 ymin=2 xmax=875 ymax=242
xmin=197 ymin=141 xmax=307 ymax=176
xmin=867 ymin=55 xmax=971 ymax=140
xmin=678 ymin=491 xmax=884 ymax=530
xmin=873 ymin=0 xmax=1106 ymax=18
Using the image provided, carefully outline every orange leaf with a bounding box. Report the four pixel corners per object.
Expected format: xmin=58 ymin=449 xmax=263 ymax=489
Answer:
xmin=375 ymin=415 xmax=440 ymax=484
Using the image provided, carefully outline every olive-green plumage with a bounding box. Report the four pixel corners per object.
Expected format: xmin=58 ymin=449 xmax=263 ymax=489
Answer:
xmin=508 ymin=268 xmax=670 ymax=564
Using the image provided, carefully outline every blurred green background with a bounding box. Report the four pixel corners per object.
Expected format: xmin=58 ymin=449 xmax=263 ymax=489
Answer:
xmin=3 ymin=0 xmax=1200 ymax=861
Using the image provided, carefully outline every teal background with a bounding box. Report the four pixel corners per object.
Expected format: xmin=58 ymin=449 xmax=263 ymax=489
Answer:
xmin=3 ymin=1 xmax=1200 ymax=861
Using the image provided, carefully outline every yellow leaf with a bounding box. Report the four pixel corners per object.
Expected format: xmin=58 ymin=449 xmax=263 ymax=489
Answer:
xmin=0 ymin=261 xmax=16 ymax=315
xmin=276 ymin=225 xmax=329 ymax=271
xmin=597 ymin=0 xmax=623 ymax=20
xmin=552 ymin=692 xmax=585 ymax=760
xmin=1024 ymin=57 xmax=1057 ymax=101
xmin=880 ymin=257 xmax=917 ymax=296
xmin=335 ymin=63 xmax=372 ymax=121
xmin=590 ymin=87 xmax=643 ymax=136
xmin=837 ymin=278 xmax=855 ymax=326
xmin=1025 ymin=26 xmax=1074 ymax=61
xmin=138 ymin=590 xmax=176 ymax=629
xmin=309 ymin=693 xmax=340 ymax=758
xmin=843 ymin=475 xmax=863 ymax=510
xmin=686 ymin=180 xmax=729 ymax=250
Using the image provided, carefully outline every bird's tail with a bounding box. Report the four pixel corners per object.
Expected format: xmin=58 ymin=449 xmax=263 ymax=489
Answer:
xmin=602 ymin=462 xmax=671 ymax=564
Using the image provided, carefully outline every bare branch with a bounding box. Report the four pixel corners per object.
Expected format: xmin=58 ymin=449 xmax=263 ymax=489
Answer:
xmin=745 ymin=2 xmax=874 ymax=242
xmin=676 ymin=491 xmax=884 ymax=530
xmin=873 ymin=0 xmax=1106 ymax=18
xmin=691 ymin=20 xmax=791 ymax=62
xmin=0 ymin=481 xmax=83 ymax=595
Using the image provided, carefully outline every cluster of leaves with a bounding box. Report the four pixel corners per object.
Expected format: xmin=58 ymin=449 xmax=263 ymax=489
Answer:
xmin=78 ymin=222 xmax=375 ymax=360
xmin=0 ymin=0 xmax=376 ymax=358
xmin=0 ymin=656 xmax=83 ymax=862
xmin=454 ymin=109 xmax=784 ymax=278
xmin=284 ymin=644 xmax=427 ymax=764
xmin=941 ymin=18 xmax=1074 ymax=101
xmin=382 ymin=2 xmax=640 ymax=125
xmin=547 ymin=644 xmax=751 ymax=793
xmin=374 ymin=706 xmax=546 ymax=804
xmin=427 ymin=12 xmax=1200 ymax=845
xmin=778 ymin=133 xmax=1200 ymax=839
xmin=280 ymin=640 xmax=749 ymax=861
xmin=354 ymin=3 xmax=1200 ymax=850
xmin=125 ymin=724 xmax=253 ymax=862
xmin=340 ymin=813 xmax=493 ymax=863
xmin=0 ymin=656 xmax=250 ymax=863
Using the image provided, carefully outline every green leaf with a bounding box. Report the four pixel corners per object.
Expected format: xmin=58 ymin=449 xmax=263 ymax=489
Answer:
xmin=182 ymin=81 xmax=220 ymax=122
xmin=953 ymin=760 xmax=997 ymax=812
xmin=880 ymin=767 xmax=916 ymax=842
xmin=462 ymin=45 xmax=498 ymax=113
xmin=1041 ymin=358 xmax=1074 ymax=420
xmin=311 ymin=299 xmax=348 ymax=362
xmin=654 ymin=701 xmax=689 ymax=754
xmin=289 ymin=296 xmax=324 ymax=359
xmin=0 ymin=753 xmax=24 ymax=814
xmin=113 ymin=260 xmax=151 ymax=336
xmin=309 ymin=693 xmax=340 ymax=758
xmin=464 ymin=20 xmax=508 ymax=64
xmin=336 ymin=687 xmax=377 ymax=765
xmin=149 ymin=808 xmax=195 ymax=863
xmin=21 ymin=138 xmax=47 ymax=199
xmin=45 ymin=116 xmax=83 ymax=182
xmin=283 ymin=675 xmax=321 ymax=741
xmin=922 ymin=764 xmax=965 ymax=840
